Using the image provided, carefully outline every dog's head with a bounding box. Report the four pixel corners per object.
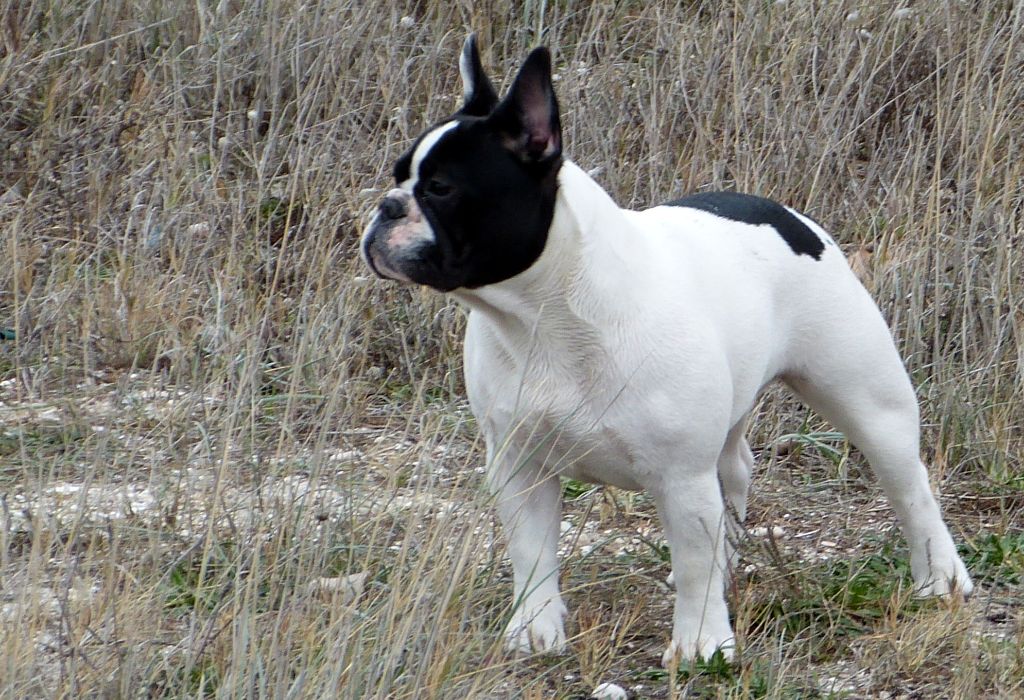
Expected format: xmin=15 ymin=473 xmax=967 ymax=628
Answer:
xmin=360 ymin=36 xmax=563 ymax=292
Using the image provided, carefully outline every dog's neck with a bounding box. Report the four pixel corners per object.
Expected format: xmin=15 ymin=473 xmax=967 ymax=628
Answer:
xmin=450 ymin=161 xmax=635 ymax=334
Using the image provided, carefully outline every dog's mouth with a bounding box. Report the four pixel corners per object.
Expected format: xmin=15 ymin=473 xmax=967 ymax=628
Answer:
xmin=360 ymin=211 xmax=468 ymax=293
xmin=366 ymin=246 xmax=413 ymax=284
xmin=361 ymin=227 xmax=414 ymax=284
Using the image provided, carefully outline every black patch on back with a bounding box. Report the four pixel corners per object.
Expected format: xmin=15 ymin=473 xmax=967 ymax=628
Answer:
xmin=665 ymin=191 xmax=826 ymax=260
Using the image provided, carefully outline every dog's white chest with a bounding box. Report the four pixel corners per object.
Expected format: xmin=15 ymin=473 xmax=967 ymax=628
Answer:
xmin=462 ymin=312 xmax=663 ymax=490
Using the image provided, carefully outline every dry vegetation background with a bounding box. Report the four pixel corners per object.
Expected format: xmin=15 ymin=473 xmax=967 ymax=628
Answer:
xmin=1 ymin=0 xmax=1022 ymax=698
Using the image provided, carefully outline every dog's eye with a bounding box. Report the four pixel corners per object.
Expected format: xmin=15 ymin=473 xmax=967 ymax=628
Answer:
xmin=424 ymin=178 xmax=455 ymax=198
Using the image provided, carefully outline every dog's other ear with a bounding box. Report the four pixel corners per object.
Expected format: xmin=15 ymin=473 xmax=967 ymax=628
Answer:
xmin=488 ymin=47 xmax=561 ymax=163
xmin=458 ymin=34 xmax=499 ymax=117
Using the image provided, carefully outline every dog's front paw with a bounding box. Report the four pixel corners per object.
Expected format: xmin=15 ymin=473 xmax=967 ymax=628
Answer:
xmin=505 ymin=599 xmax=568 ymax=654
xmin=661 ymin=631 xmax=735 ymax=667
xmin=914 ymin=555 xmax=974 ymax=599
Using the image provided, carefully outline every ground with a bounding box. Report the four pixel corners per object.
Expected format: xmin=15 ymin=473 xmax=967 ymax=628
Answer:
xmin=1 ymin=371 xmax=1020 ymax=698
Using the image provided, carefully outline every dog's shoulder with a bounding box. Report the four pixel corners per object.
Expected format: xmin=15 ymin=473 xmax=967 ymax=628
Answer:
xmin=656 ymin=191 xmax=828 ymax=260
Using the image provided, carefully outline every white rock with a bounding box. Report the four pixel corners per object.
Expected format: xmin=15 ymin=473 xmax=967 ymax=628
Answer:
xmin=307 ymin=571 xmax=369 ymax=605
xmin=591 ymin=682 xmax=628 ymax=699
xmin=36 ymin=407 xmax=62 ymax=423
xmin=187 ymin=222 xmax=211 ymax=238
xmin=328 ymin=450 xmax=361 ymax=463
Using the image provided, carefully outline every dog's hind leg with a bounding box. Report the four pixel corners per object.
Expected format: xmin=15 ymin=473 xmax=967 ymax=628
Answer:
xmin=783 ymin=308 xmax=973 ymax=598
xmin=717 ymin=418 xmax=754 ymax=568
xmin=718 ymin=417 xmax=754 ymax=524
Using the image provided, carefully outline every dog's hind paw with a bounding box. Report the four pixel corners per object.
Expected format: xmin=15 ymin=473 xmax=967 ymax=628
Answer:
xmin=505 ymin=599 xmax=567 ymax=654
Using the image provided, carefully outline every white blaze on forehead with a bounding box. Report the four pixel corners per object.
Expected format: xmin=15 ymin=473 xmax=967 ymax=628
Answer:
xmin=402 ymin=120 xmax=460 ymax=192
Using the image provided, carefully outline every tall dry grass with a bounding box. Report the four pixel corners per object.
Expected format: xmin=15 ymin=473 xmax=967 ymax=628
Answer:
xmin=0 ymin=1 xmax=1021 ymax=697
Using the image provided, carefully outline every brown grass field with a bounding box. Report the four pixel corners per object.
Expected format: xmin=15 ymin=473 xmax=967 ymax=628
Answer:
xmin=1 ymin=1 xmax=1022 ymax=697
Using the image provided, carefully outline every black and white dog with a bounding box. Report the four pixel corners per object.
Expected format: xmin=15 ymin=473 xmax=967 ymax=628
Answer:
xmin=361 ymin=36 xmax=972 ymax=664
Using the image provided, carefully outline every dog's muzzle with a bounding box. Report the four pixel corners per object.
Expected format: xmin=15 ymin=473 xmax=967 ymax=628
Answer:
xmin=360 ymin=189 xmax=433 ymax=283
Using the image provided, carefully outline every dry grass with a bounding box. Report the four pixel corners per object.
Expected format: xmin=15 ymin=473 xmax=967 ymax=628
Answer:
xmin=1 ymin=0 xmax=1022 ymax=697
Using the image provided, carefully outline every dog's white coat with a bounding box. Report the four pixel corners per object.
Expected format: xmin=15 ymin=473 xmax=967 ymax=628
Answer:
xmin=435 ymin=160 xmax=974 ymax=663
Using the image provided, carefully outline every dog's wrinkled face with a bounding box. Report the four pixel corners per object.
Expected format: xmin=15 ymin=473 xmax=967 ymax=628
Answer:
xmin=361 ymin=37 xmax=563 ymax=292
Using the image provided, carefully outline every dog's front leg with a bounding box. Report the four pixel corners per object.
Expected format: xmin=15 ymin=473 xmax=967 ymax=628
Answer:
xmin=657 ymin=469 xmax=735 ymax=666
xmin=488 ymin=455 xmax=566 ymax=655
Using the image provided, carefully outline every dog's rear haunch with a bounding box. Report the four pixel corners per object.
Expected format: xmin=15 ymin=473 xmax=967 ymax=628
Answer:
xmin=360 ymin=35 xmax=973 ymax=665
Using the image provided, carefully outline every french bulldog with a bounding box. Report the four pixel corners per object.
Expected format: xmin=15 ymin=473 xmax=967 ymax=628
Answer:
xmin=360 ymin=35 xmax=973 ymax=664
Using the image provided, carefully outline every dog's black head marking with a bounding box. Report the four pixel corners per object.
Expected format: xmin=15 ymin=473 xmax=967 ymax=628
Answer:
xmin=376 ymin=37 xmax=563 ymax=291
xmin=665 ymin=191 xmax=826 ymax=260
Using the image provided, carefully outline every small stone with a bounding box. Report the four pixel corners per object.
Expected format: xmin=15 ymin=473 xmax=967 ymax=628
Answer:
xmin=307 ymin=571 xmax=369 ymax=604
xmin=591 ymin=682 xmax=628 ymax=700
xmin=328 ymin=450 xmax=361 ymax=463
xmin=186 ymin=222 xmax=211 ymax=238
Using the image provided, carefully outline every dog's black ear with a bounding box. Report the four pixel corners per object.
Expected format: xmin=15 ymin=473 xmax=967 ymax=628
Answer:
xmin=488 ymin=47 xmax=561 ymax=163
xmin=458 ymin=34 xmax=499 ymax=117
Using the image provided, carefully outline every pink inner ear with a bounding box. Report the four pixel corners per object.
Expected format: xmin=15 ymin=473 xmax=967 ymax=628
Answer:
xmin=520 ymin=98 xmax=558 ymax=157
xmin=517 ymin=75 xmax=556 ymax=152
xmin=526 ymin=130 xmax=557 ymax=158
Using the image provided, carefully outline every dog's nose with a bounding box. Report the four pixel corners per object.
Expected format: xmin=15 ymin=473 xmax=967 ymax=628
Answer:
xmin=379 ymin=196 xmax=407 ymax=221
